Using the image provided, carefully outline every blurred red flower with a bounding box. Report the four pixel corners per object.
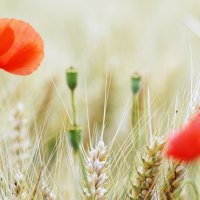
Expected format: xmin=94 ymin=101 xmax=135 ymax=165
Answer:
xmin=0 ymin=18 xmax=44 ymax=75
xmin=166 ymin=113 xmax=200 ymax=162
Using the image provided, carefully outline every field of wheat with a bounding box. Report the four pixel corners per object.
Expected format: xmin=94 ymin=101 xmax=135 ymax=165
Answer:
xmin=1 ymin=0 xmax=200 ymax=199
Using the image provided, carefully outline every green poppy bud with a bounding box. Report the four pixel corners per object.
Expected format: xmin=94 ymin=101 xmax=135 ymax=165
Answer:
xmin=68 ymin=126 xmax=81 ymax=152
xmin=131 ymin=73 xmax=141 ymax=94
xmin=66 ymin=66 xmax=78 ymax=91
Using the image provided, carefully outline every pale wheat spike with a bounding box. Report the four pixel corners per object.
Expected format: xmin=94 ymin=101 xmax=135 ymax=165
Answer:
xmin=7 ymin=102 xmax=30 ymax=171
xmin=160 ymin=161 xmax=186 ymax=200
xmin=6 ymin=103 xmax=30 ymax=198
xmin=129 ymin=137 xmax=165 ymax=200
xmin=84 ymin=139 xmax=108 ymax=200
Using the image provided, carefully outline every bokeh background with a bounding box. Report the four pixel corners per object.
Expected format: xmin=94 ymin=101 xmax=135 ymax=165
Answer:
xmin=1 ymin=0 xmax=200 ymax=148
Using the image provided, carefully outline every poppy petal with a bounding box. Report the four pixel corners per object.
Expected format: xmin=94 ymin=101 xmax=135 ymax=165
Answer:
xmin=2 ymin=44 xmax=41 ymax=75
xmin=166 ymin=114 xmax=200 ymax=161
xmin=0 ymin=18 xmax=44 ymax=75
xmin=0 ymin=25 xmax=15 ymax=57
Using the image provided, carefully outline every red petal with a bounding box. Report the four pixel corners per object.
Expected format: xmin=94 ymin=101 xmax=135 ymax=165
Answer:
xmin=0 ymin=18 xmax=44 ymax=75
xmin=0 ymin=25 xmax=14 ymax=56
xmin=166 ymin=114 xmax=200 ymax=162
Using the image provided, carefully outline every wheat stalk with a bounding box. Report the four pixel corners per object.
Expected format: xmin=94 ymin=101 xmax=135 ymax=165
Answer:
xmin=129 ymin=137 xmax=165 ymax=200
xmin=83 ymin=139 xmax=108 ymax=200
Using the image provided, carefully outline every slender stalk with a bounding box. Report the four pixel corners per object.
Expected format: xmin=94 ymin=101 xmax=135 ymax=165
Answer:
xmin=78 ymin=150 xmax=94 ymax=200
xmin=131 ymin=73 xmax=141 ymax=153
xmin=68 ymin=73 xmax=93 ymax=199
xmin=132 ymin=95 xmax=139 ymax=151
xmin=74 ymin=156 xmax=81 ymax=200
xmin=71 ymin=90 xmax=77 ymax=127
xmin=31 ymin=167 xmax=43 ymax=200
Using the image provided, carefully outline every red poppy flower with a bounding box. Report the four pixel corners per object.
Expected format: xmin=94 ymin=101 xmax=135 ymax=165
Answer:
xmin=166 ymin=113 xmax=200 ymax=162
xmin=0 ymin=18 xmax=44 ymax=75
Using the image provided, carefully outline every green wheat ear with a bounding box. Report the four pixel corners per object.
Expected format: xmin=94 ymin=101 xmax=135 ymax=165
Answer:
xmin=160 ymin=161 xmax=186 ymax=200
xmin=129 ymin=137 xmax=165 ymax=200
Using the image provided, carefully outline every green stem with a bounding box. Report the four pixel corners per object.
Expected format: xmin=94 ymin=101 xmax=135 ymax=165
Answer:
xmin=78 ymin=150 xmax=94 ymax=200
xmin=68 ymin=75 xmax=93 ymax=199
xmin=31 ymin=166 xmax=43 ymax=200
xmin=74 ymin=156 xmax=81 ymax=200
xmin=71 ymin=90 xmax=77 ymax=127
xmin=132 ymin=95 xmax=139 ymax=152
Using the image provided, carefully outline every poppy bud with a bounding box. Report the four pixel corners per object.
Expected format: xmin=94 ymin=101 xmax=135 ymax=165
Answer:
xmin=131 ymin=73 xmax=141 ymax=94
xmin=68 ymin=126 xmax=81 ymax=152
xmin=66 ymin=66 xmax=78 ymax=91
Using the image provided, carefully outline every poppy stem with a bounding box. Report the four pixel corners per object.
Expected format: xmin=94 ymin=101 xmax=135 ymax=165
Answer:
xmin=78 ymin=150 xmax=94 ymax=200
xmin=66 ymin=67 xmax=93 ymax=199
xmin=71 ymin=90 xmax=77 ymax=127
xmin=131 ymin=73 xmax=142 ymax=155
xmin=130 ymin=92 xmax=141 ymax=159
xmin=132 ymin=95 xmax=139 ymax=151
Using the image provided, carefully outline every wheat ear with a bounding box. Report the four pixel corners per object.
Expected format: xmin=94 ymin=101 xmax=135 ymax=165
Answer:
xmin=129 ymin=137 xmax=165 ymax=200
xmin=160 ymin=161 xmax=186 ymax=200
xmin=7 ymin=103 xmax=30 ymax=198
xmin=83 ymin=139 xmax=108 ymax=200
xmin=8 ymin=103 xmax=30 ymax=171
